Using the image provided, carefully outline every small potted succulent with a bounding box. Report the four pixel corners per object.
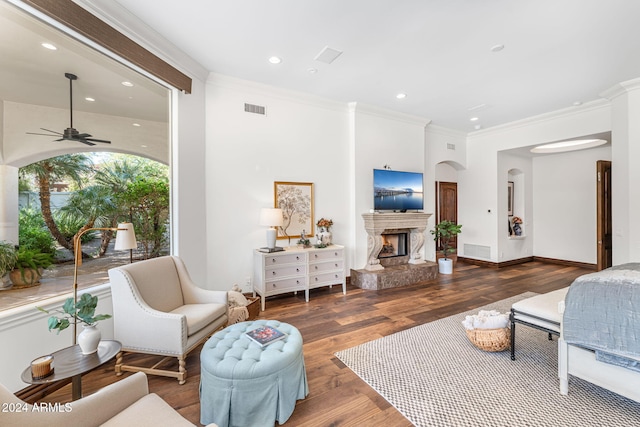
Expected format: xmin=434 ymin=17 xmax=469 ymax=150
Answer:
xmin=37 ymin=293 xmax=111 ymax=354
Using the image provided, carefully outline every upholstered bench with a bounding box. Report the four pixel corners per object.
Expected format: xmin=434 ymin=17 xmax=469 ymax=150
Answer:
xmin=200 ymin=320 xmax=309 ymax=427
xmin=510 ymin=287 xmax=569 ymax=360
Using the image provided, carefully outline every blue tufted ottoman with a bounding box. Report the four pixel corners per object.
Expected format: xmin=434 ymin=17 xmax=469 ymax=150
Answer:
xmin=200 ymin=320 xmax=308 ymax=427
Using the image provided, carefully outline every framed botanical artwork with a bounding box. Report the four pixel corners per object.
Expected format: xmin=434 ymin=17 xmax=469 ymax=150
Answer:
xmin=274 ymin=181 xmax=314 ymax=240
xmin=507 ymin=181 xmax=514 ymax=216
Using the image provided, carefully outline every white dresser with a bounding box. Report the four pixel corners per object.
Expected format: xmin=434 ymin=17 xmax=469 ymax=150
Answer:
xmin=253 ymin=245 xmax=346 ymax=311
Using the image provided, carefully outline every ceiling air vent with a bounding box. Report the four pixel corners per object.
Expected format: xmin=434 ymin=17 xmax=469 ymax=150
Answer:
xmin=244 ymin=103 xmax=266 ymax=115
xmin=447 ymin=143 xmax=456 ymax=150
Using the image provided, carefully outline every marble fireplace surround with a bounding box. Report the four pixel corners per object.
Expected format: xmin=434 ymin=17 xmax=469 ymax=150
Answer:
xmin=362 ymin=212 xmax=432 ymax=271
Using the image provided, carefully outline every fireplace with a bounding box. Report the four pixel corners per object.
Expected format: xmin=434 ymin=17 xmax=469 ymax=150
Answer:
xmin=351 ymin=212 xmax=438 ymax=290
xmin=379 ymin=232 xmax=408 ymax=259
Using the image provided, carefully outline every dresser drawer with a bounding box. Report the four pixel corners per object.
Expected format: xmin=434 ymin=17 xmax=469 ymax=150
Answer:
xmin=309 ymin=271 xmax=344 ymax=288
xmin=264 ymin=252 xmax=305 ymax=265
xmin=265 ymin=276 xmax=305 ymax=292
xmin=265 ymin=264 xmax=306 ymax=279
xmin=309 ymin=260 xmax=344 ymax=274
xmin=309 ymin=248 xmax=343 ymax=262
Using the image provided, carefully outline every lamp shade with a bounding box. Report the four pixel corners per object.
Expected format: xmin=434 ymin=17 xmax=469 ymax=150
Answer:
xmin=259 ymin=208 xmax=284 ymax=227
xmin=114 ymin=222 xmax=137 ymax=250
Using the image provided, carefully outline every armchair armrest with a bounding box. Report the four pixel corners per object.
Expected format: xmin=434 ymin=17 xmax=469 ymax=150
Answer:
xmin=172 ymin=256 xmax=228 ymax=305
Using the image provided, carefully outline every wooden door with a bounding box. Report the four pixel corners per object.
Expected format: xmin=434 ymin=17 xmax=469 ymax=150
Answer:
xmin=436 ymin=182 xmax=458 ymax=251
xmin=596 ymin=160 xmax=612 ymax=270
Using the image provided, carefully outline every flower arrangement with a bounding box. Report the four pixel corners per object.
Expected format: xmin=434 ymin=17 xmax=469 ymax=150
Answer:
xmin=316 ymin=218 xmax=333 ymax=231
xmin=512 ymin=216 xmax=523 ymax=225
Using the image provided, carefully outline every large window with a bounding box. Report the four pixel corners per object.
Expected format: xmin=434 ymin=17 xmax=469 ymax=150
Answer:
xmin=0 ymin=2 xmax=172 ymax=309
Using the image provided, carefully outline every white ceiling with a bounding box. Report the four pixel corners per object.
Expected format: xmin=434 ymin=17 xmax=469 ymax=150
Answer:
xmin=107 ymin=0 xmax=640 ymax=132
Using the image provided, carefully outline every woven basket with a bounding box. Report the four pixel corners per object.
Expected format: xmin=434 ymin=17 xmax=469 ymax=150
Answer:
xmin=245 ymin=296 xmax=260 ymax=320
xmin=465 ymin=327 xmax=510 ymax=352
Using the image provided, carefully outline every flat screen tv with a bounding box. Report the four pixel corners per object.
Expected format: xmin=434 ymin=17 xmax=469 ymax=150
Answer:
xmin=373 ymin=169 xmax=424 ymax=212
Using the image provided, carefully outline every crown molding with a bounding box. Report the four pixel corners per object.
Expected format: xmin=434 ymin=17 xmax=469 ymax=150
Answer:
xmin=426 ymin=123 xmax=467 ymax=139
xmin=348 ymin=102 xmax=431 ymax=127
xmin=468 ymin=98 xmax=610 ymax=138
xmin=600 ymin=77 xmax=640 ymax=100
xmin=208 ymin=73 xmax=350 ymax=113
xmin=73 ymin=0 xmax=209 ymax=83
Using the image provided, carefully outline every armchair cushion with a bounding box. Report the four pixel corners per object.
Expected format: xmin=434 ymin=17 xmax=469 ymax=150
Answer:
xmin=171 ymin=303 xmax=228 ymax=336
xmin=102 ymin=393 xmax=195 ymax=427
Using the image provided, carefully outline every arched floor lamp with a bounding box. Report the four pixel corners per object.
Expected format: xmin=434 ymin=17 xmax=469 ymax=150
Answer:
xmin=72 ymin=223 xmax=137 ymax=344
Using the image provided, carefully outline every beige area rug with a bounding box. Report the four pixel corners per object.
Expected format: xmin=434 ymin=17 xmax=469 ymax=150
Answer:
xmin=335 ymin=293 xmax=640 ymax=427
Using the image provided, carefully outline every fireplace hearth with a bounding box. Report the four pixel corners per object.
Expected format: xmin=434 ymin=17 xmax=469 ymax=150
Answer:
xmin=351 ymin=212 xmax=438 ymax=290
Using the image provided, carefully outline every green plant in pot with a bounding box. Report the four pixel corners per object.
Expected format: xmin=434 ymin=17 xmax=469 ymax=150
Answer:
xmin=10 ymin=248 xmax=54 ymax=287
xmin=37 ymin=293 xmax=111 ymax=354
xmin=0 ymin=241 xmax=18 ymax=288
xmin=430 ymin=220 xmax=462 ymax=274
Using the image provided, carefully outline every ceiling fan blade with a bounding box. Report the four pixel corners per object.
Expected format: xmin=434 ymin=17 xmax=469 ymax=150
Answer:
xmin=79 ymin=139 xmax=97 ymax=146
xmin=84 ymin=138 xmax=111 ymax=144
xmin=27 ymin=132 xmax=59 ymax=137
xmin=40 ymin=128 xmax=63 ymax=135
xmin=76 ymin=133 xmax=92 ymax=138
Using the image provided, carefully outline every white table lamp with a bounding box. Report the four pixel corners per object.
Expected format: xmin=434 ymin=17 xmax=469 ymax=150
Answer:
xmin=259 ymin=208 xmax=283 ymax=249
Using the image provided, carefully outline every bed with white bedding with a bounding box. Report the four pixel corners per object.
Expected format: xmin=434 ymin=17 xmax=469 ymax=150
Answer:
xmin=559 ymin=263 xmax=640 ymax=401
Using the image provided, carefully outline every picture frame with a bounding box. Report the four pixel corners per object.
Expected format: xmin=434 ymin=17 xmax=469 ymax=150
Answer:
xmin=274 ymin=181 xmax=314 ymax=240
xmin=507 ymin=181 xmax=514 ymax=216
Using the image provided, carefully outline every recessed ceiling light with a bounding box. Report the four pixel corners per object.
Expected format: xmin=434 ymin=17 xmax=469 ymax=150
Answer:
xmin=121 ymin=81 xmax=134 ymax=87
xmin=474 ymin=124 xmax=482 ymax=130
xmin=396 ymin=93 xmax=407 ymax=99
xmin=573 ymin=101 xmax=583 ymax=106
xmin=307 ymin=67 xmax=318 ymax=74
xmin=85 ymin=97 xmax=95 ymax=102
xmin=470 ymin=117 xmax=479 ymax=122
xmin=490 ymin=44 xmax=505 ymax=52
xmin=140 ymin=144 xmax=148 ymax=148
xmin=132 ymin=123 xmax=141 ymax=127
xmin=531 ymin=138 xmax=607 ymax=154
xmin=268 ymin=56 xmax=282 ymax=64
xmin=41 ymin=42 xmax=57 ymax=50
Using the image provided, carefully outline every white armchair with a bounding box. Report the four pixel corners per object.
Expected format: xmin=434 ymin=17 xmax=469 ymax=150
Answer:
xmin=0 ymin=372 xmax=217 ymax=426
xmin=108 ymin=256 xmax=228 ymax=384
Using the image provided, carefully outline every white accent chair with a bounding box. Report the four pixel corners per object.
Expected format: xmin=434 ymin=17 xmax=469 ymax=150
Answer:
xmin=108 ymin=256 xmax=228 ymax=384
xmin=0 ymin=372 xmax=217 ymax=426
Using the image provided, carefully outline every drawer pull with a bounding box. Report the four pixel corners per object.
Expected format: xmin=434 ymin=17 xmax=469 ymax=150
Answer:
xmin=315 ymin=266 xmax=318 ymax=270
xmin=296 ymin=280 xmax=300 ymax=284
xmin=272 ymin=283 xmax=276 ymax=288
xmin=271 ymin=259 xmax=276 ymax=263
xmin=334 ymin=252 xmax=338 ymax=256
xmin=272 ymin=271 xmax=276 ymax=275
xmin=315 ymin=254 xmax=318 ymax=258
xmin=296 ymin=268 xmax=300 ymax=272
xmin=296 ymin=256 xmax=300 ymax=260
xmin=335 ymin=263 xmax=338 ymax=267
xmin=315 ymin=277 xmax=318 ymax=281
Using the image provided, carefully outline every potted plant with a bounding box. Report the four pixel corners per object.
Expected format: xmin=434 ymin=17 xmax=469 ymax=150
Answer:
xmin=431 ymin=220 xmax=462 ymax=274
xmin=37 ymin=293 xmax=111 ymax=354
xmin=0 ymin=241 xmax=18 ymax=289
xmin=9 ymin=248 xmax=53 ymax=287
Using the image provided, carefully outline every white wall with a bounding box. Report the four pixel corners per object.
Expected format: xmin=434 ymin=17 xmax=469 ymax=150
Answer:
xmin=351 ymin=103 xmax=430 ymax=268
xmin=461 ymin=101 xmax=611 ymax=263
xmin=532 ymin=146 xmax=611 ymax=263
xmin=205 ymin=74 xmax=350 ymax=291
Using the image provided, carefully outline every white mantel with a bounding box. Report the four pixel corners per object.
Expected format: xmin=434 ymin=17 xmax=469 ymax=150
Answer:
xmin=362 ymin=212 xmax=432 ymax=271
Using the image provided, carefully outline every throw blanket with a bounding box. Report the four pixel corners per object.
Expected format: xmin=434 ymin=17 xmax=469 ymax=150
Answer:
xmin=563 ymin=263 xmax=640 ymax=371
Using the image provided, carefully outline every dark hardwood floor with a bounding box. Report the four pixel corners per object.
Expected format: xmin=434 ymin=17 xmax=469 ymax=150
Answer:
xmin=36 ymin=261 xmax=590 ymax=426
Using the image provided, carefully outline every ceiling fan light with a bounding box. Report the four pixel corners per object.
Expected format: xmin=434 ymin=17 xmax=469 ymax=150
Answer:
xmin=41 ymin=42 xmax=57 ymax=50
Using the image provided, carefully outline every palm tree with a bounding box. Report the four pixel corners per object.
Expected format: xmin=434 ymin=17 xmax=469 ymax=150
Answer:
xmin=20 ymin=154 xmax=93 ymax=252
